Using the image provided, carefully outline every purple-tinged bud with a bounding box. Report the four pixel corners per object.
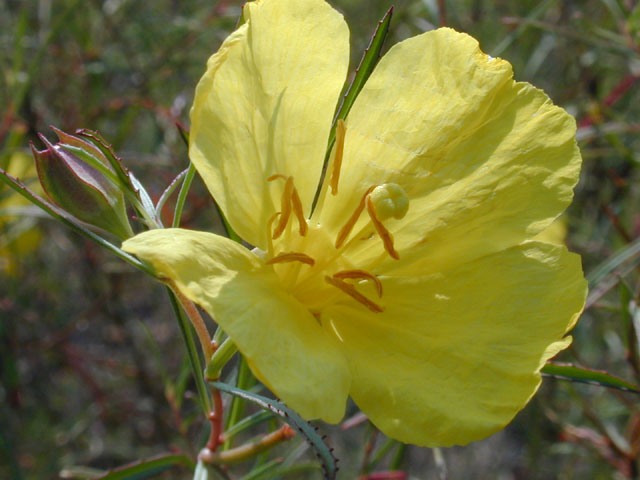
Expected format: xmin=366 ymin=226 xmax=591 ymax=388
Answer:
xmin=32 ymin=131 xmax=133 ymax=240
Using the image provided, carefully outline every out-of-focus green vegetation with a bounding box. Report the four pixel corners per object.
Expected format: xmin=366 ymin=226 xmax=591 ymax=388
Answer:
xmin=3 ymin=0 xmax=640 ymax=478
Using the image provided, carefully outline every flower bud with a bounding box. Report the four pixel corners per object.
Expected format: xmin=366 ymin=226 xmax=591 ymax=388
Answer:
xmin=31 ymin=130 xmax=133 ymax=239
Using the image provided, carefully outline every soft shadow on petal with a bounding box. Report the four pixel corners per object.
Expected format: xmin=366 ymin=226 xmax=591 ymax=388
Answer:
xmin=323 ymin=241 xmax=586 ymax=446
xmin=189 ymin=0 xmax=349 ymax=250
xmin=316 ymin=29 xmax=580 ymax=274
xmin=122 ymin=229 xmax=350 ymax=423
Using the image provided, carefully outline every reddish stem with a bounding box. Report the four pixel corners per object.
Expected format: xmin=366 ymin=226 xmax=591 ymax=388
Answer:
xmin=359 ymin=471 xmax=408 ymax=480
xmin=206 ymin=385 xmax=224 ymax=452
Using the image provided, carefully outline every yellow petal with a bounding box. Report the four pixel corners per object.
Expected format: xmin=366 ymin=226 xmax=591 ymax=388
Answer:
xmin=316 ymin=28 xmax=580 ymax=273
xmin=533 ymin=217 xmax=567 ymax=245
xmin=189 ymin=0 xmax=349 ymax=249
xmin=323 ymin=241 xmax=586 ymax=446
xmin=122 ymin=229 xmax=350 ymax=422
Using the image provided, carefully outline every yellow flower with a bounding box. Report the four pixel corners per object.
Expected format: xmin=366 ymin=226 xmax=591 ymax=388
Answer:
xmin=123 ymin=0 xmax=587 ymax=446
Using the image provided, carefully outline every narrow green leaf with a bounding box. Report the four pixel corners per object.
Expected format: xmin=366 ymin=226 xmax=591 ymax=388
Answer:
xmin=239 ymin=459 xmax=283 ymax=480
xmin=209 ymin=382 xmax=338 ymax=480
xmin=172 ymin=162 xmax=196 ymax=228
xmin=176 ymin=122 xmax=190 ymax=147
xmin=89 ymin=454 xmax=193 ymax=480
xmin=333 ymin=6 xmax=393 ymax=128
xmin=155 ymin=167 xmax=189 ymax=219
xmin=224 ymin=411 xmax=275 ymax=442
xmin=224 ymin=357 xmax=254 ymax=450
xmin=587 ymin=235 xmax=640 ymax=287
xmin=542 ymin=362 xmax=640 ymax=393
xmin=619 ymin=281 xmax=640 ymax=378
xmin=311 ymin=7 xmax=393 ymax=214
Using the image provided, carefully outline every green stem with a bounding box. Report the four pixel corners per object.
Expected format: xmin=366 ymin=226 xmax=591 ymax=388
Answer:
xmin=199 ymin=425 xmax=295 ymax=465
xmin=206 ymin=338 xmax=238 ymax=381
xmin=167 ymin=287 xmax=212 ymax=415
xmin=224 ymin=357 xmax=252 ymax=450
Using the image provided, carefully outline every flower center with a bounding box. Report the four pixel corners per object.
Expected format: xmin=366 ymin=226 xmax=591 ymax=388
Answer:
xmin=263 ymin=126 xmax=409 ymax=315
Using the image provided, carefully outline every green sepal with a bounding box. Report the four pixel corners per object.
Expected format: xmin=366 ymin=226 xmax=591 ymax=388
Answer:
xmin=75 ymin=129 xmax=160 ymax=227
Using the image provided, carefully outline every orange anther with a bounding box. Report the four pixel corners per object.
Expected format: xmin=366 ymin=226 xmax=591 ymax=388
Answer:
xmin=366 ymin=195 xmax=399 ymax=260
xmin=268 ymin=175 xmax=307 ymax=239
xmin=325 ymin=276 xmax=384 ymax=313
xmin=290 ymin=185 xmax=308 ymax=237
xmin=271 ymin=177 xmax=294 ymax=239
xmin=265 ymin=212 xmax=280 ymax=256
xmin=335 ymin=185 xmax=377 ymax=249
xmin=332 ymin=269 xmax=383 ymax=297
xmin=330 ymin=119 xmax=346 ymax=195
xmin=266 ymin=252 xmax=315 ymax=266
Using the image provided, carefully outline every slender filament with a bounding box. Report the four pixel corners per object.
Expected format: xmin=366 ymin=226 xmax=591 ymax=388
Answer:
xmin=325 ymin=275 xmax=384 ymax=313
xmin=334 ymin=185 xmax=377 ymax=249
xmin=366 ymin=196 xmax=399 ymax=259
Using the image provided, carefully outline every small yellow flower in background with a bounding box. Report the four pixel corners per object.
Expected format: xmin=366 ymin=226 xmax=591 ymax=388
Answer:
xmin=123 ymin=0 xmax=587 ymax=446
xmin=1 ymin=152 xmax=42 ymax=275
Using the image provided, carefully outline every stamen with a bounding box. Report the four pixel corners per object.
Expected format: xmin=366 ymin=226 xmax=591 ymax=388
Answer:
xmin=332 ymin=269 xmax=383 ymax=297
xmin=330 ymin=119 xmax=346 ymax=195
xmin=366 ymin=196 xmax=399 ymax=260
xmin=267 ymin=174 xmax=287 ymax=182
xmin=267 ymin=252 xmax=315 ymax=266
xmin=271 ymin=177 xmax=293 ymax=239
xmin=335 ymin=185 xmax=377 ymax=249
xmin=290 ymin=186 xmax=308 ymax=236
xmin=265 ymin=212 xmax=280 ymax=257
xmin=268 ymin=175 xmax=307 ymax=238
xmin=325 ymin=275 xmax=384 ymax=313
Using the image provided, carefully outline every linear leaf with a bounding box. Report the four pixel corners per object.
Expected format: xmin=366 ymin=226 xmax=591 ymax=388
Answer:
xmin=311 ymin=7 xmax=393 ymax=213
xmin=210 ymin=382 xmax=338 ymax=480
xmin=333 ymin=6 xmax=393 ymax=128
xmin=587 ymin=235 xmax=640 ymax=287
xmin=542 ymin=362 xmax=640 ymax=393
xmin=68 ymin=454 xmax=194 ymax=480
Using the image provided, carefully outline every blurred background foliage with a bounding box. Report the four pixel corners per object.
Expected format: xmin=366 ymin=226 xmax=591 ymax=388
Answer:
xmin=3 ymin=0 xmax=640 ymax=478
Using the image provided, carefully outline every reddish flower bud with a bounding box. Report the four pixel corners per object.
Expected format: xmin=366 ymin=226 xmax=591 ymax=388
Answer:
xmin=32 ymin=130 xmax=133 ymax=239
